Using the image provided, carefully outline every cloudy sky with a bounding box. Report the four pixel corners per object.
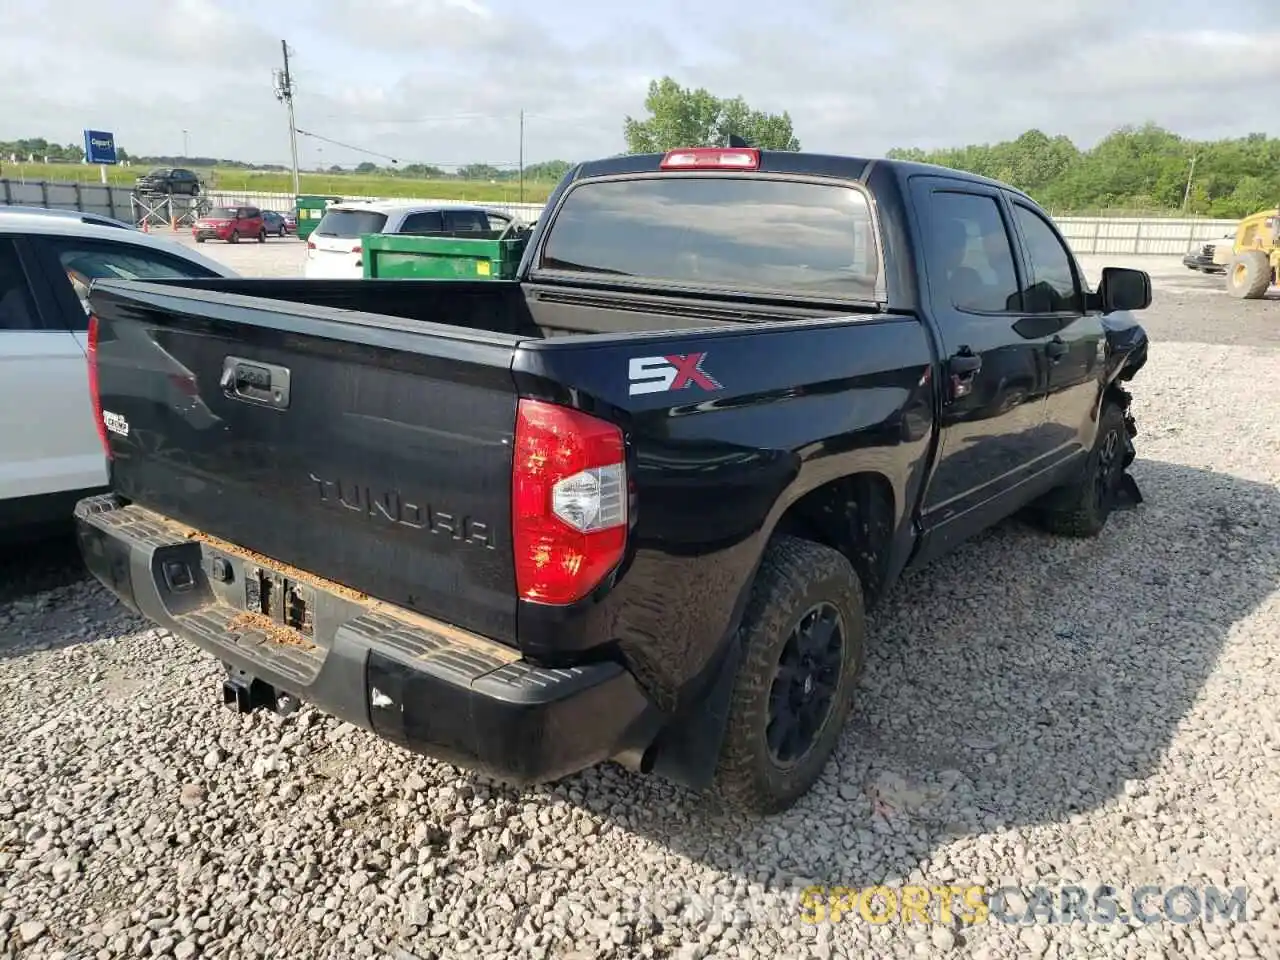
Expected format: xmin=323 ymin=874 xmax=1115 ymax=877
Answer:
xmin=4 ymin=0 xmax=1277 ymax=170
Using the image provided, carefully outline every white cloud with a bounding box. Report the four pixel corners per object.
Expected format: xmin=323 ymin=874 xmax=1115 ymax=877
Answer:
xmin=0 ymin=0 xmax=1276 ymax=169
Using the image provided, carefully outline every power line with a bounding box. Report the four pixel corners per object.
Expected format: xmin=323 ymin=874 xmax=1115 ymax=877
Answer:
xmin=294 ymin=128 xmax=399 ymax=165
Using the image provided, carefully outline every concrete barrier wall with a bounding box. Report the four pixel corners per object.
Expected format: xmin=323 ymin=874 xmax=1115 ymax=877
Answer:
xmin=1 ymin=179 xmax=1240 ymax=255
xmin=0 ymin=179 xmax=134 ymax=221
xmin=1054 ymin=216 xmax=1238 ymax=256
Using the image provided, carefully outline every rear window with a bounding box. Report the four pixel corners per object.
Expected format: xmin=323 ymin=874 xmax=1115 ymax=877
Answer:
xmin=316 ymin=210 xmax=389 ymax=238
xmin=539 ymin=177 xmax=880 ymax=298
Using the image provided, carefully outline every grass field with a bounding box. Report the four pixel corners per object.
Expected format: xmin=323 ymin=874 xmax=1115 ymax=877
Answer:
xmin=0 ymin=162 xmax=557 ymax=203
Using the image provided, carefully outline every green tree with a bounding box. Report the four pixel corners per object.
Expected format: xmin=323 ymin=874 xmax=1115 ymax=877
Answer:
xmin=522 ymin=159 xmax=573 ymax=182
xmin=458 ymin=163 xmax=502 ymax=181
xmin=623 ymin=77 xmax=800 ymax=153
xmin=891 ymin=123 xmax=1280 ymax=218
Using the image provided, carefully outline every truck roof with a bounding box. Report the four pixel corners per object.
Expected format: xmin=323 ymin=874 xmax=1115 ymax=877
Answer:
xmin=571 ymin=150 xmax=1035 ymax=203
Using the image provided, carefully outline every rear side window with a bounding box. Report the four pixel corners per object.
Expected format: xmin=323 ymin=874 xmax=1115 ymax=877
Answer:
xmin=927 ymin=192 xmax=1021 ymax=314
xmin=399 ymin=211 xmax=445 ymax=234
xmin=315 ymin=210 xmax=389 ymax=238
xmin=50 ymin=240 xmax=220 ymax=328
xmin=539 ymin=177 xmax=880 ymax=298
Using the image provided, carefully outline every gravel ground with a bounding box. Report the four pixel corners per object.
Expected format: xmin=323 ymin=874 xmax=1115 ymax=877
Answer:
xmin=1 ymin=262 xmax=1278 ymax=960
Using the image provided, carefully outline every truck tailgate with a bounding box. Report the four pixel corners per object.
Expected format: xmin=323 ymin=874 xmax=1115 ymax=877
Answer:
xmin=88 ymin=280 xmax=522 ymax=644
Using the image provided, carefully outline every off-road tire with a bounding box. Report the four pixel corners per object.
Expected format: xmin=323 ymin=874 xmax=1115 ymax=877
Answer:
xmin=1031 ymin=395 xmax=1134 ymax=538
xmin=1226 ymin=251 xmax=1272 ymax=300
xmin=714 ymin=535 xmax=866 ymax=815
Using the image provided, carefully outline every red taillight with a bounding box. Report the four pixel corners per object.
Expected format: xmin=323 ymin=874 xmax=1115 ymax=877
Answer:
xmin=87 ymin=314 xmax=111 ymax=460
xmin=351 ymin=244 xmax=362 ymax=254
xmin=513 ymin=399 xmax=628 ymax=605
xmin=660 ymin=147 xmax=760 ymax=170
xmin=307 ymin=240 xmax=316 ymax=250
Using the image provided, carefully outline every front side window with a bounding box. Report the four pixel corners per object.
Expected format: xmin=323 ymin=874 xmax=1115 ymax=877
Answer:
xmin=445 ymin=210 xmax=488 ymax=232
xmin=539 ymin=176 xmax=880 ymax=299
xmin=1012 ymin=203 xmax=1081 ymax=313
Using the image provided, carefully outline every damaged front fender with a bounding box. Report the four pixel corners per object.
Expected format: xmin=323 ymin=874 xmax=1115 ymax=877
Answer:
xmin=1100 ymin=315 xmax=1148 ymax=509
xmin=1102 ymin=314 xmax=1149 ymax=384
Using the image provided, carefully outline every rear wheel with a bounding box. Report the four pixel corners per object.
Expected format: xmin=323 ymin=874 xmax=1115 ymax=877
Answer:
xmin=1226 ymin=251 xmax=1272 ymax=299
xmin=228 ymin=230 xmax=239 ymax=244
xmin=714 ymin=536 xmax=866 ymax=815
xmin=258 ymin=229 xmax=267 ymax=243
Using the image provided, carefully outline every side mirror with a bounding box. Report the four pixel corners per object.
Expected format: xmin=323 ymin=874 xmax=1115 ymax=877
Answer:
xmin=1098 ymin=266 xmax=1151 ymax=313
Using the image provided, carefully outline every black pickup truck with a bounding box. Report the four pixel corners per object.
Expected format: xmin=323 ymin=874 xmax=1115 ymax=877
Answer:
xmin=76 ymin=147 xmax=1151 ymax=814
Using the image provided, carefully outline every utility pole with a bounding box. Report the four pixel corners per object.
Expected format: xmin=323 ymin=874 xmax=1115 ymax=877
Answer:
xmin=518 ymin=109 xmax=525 ymax=204
xmin=182 ymin=129 xmax=189 ymax=157
xmin=274 ymin=40 xmax=301 ymax=196
xmin=1182 ymin=154 xmax=1197 ymax=213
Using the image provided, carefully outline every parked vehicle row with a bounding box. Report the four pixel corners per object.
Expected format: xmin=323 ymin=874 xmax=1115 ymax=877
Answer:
xmin=77 ymin=147 xmax=1151 ymax=814
xmin=304 ymin=201 xmax=518 ymax=278
xmin=192 ymin=206 xmax=297 ymax=244
xmin=0 ymin=207 xmax=234 ymax=541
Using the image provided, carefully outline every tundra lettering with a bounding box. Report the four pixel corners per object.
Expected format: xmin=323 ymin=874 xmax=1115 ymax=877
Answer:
xmin=308 ymin=473 xmax=494 ymax=547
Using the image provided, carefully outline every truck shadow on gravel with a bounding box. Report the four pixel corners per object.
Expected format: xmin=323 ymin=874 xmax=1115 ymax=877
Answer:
xmin=599 ymin=458 xmax=1280 ymax=884
xmin=0 ymin=531 xmax=89 ymax=608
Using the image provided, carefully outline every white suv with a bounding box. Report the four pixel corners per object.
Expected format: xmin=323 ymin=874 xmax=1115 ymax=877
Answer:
xmin=0 ymin=208 xmax=233 ymax=541
xmin=303 ymin=201 xmax=519 ymax=279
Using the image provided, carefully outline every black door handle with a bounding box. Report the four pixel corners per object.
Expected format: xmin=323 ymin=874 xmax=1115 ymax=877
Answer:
xmin=948 ymin=351 xmax=982 ymax=400
xmin=1046 ymin=336 xmax=1067 ymax=360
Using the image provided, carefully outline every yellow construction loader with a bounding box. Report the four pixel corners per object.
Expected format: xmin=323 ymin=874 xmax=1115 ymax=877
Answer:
xmin=1218 ymin=205 xmax=1280 ymax=299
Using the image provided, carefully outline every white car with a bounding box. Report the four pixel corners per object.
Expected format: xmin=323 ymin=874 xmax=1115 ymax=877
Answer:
xmin=303 ymin=201 xmax=521 ymax=279
xmin=0 ymin=207 xmax=234 ymax=541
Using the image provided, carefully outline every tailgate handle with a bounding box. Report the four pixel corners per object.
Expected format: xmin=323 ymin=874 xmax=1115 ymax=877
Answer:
xmin=221 ymin=356 xmax=291 ymax=409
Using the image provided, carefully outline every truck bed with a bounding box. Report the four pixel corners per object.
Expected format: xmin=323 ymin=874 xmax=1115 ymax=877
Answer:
xmin=86 ymin=278 xmax=913 ymax=647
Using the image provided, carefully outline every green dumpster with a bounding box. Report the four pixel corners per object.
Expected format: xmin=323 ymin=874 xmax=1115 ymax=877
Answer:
xmin=294 ymin=195 xmax=343 ymax=241
xmin=362 ymin=233 xmax=527 ymax=280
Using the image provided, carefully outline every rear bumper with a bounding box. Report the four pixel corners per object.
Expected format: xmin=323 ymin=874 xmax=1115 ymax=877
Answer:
xmin=303 ymin=256 xmax=362 ymax=279
xmin=75 ymin=495 xmax=656 ymax=785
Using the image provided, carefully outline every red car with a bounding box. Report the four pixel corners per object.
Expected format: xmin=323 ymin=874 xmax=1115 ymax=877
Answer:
xmin=193 ymin=205 xmax=266 ymax=244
